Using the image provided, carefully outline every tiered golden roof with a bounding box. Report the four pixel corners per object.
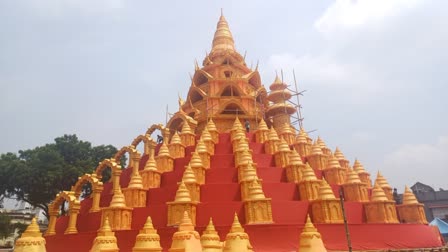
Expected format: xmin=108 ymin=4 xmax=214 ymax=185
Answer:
xmin=174 ymin=181 xmax=192 ymax=202
xmin=319 ymin=179 xmax=336 ymax=200
xmin=402 ymin=186 xmax=419 ymax=205
xmin=302 ymin=163 xmax=318 ymax=181
xmin=371 ymin=183 xmax=389 ymax=202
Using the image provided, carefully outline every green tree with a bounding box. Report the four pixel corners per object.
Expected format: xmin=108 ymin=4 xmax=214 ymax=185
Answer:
xmin=0 ymin=213 xmax=13 ymax=242
xmin=0 ymin=134 xmax=123 ymax=219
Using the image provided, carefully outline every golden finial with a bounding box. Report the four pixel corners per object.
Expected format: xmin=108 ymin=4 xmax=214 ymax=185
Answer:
xmin=248 ymin=179 xmax=266 ymax=199
xmin=110 ymin=188 xmax=127 ymax=208
xmin=143 ymin=150 xmax=158 ymax=171
xmin=181 ymin=122 xmax=193 ymax=134
xmin=353 ymin=159 xmax=367 ymax=173
xmin=346 ymin=169 xmax=361 ymax=184
xmin=402 ymin=186 xmax=419 ymax=204
xmin=319 ymin=179 xmax=336 ymax=200
xmin=98 ymin=217 xmax=114 ymax=235
xmin=327 ymin=154 xmax=341 ymax=169
xmin=142 ymin=216 xmax=156 ymax=233
xmin=375 ymin=171 xmax=391 ymax=189
xmin=311 ymin=141 xmax=323 ymax=155
xmin=201 ymin=218 xmax=222 ymax=250
xmin=371 ymin=182 xmax=388 ymax=202
xmin=195 ymin=138 xmax=208 ymax=153
xmin=232 ymin=117 xmax=243 ymax=131
xmin=182 ymin=164 xmax=197 ymax=184
xmin=22 ymin=217 xmax=42 ymax=237
xmin=158 ymin=142 xmax=170 ymax=156
xmin=230 ymin=213 xmax=244 ymax=233
xmin=334 ymin=147 xmax=346 ymax=160
xmin=201 ymin=128 xmax=213 ymax=142
xmin=288 ymin=149 xmax=303 ymax=165
xmin=268 ymin=127 xmax=279 ymax=141
xmin=14 ymin=217 xmax=46 ymax=252
xmin=211 ymin=11 xmax=235 ymax=53
xmin=132 ymin=216 xmax=162 ymax=251
xmin=179 ymin=211 xmax=195 ymax=231
xmin=241 ymin=163 xmax=258 ymax=180
xmin=296 ymin=129 xmax=308 ymax=144
xmin=206 ymin=118 xmax=218 ymax=132
xmin=170 ymin=132 xmax=182 ymax=145
xmin=302 ymin=214 xmax=319 ymax=234
xmin=174 ymin=181 xmax=192 ymax=202
xmin=189 ymin=151 xmax=204 ymax=168
xmin=277 ymin=137 xmax=291 ymax=152
xmin=301 ymin=163 xmax=317 ymax=181
xmin=258 ymin=119 xmax=269 ymax=131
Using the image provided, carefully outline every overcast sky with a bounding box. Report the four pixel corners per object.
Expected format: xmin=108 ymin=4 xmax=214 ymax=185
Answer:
xmin=1 ymin=0 xmax=447 ymax=192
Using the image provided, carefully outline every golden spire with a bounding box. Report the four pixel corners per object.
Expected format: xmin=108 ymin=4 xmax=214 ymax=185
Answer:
xmin=402 ymin=186 xmax=419 ymax=204
xmin=195 ymin=138 xmax=208 ymax=153
xmin=327 ymin=154 xmax=341 ymax=169
xmin=301 ymin=163 xmax=317 ymax=181
xmin=98 ymin=217 xmax=114 ymax=236
xmin=201 ymin=218 xmax=222 ymax=251
xmin=311 ymin=141 xmax=323 ymax=155
xmin=299 ymin=215 xmax=327 ymax=252
xmin=231 ymin=117 xmax=243 ymax=132
xmin=190 ymin=151 xmax=204 ymax=168
xmin=319 ymin=179 xmax=336 ymax=200
xmin=110 ymin=188 xmax=127 ymax=208
xmin=21 ymin=217 xmax=42 ymax=238
xmin=277 ymin=137 xmax=291 ymax=152
xmin=346 ymin=169 xmax=362 ymax=184
xmin=143 ymin=149 xmax=157 ymax=171
xmin=206 ymin=118 xmax=218 ymax=132
xmin=211 ymin=12 xmax=235 ymax=53
xmin=132 ymin=216 xmax=162 ymax=251
xmin=334 ymin=147 xmax=346 ymax=160
xmin=296 ymin=129 xmax=308 ymax=144
xmin=174 ymin=181 xmax=192 ymax=202
xmin=182 ymin=164 xmax=197 ymax=184
xmin=181 ymin=122 xmax=193 ymax=135
xmin=248 ymin=179 xmax=266 ymax=199
xmin=230 ymin=213 xmax=245 ymax=233
xmin=258 ymin=119 xmax=269 ymax=131
xmin=268 ymin=127 xmax=279 ymax=141
xmin=375 ymin=171 xmax=392 ymax=189
xmin=157 ymin=142 xmax=170 ymax=156
xmin=178 ymin=211 xmax=195 ymax=231
xmin=288 ymin=149 xmax=303 ymax=165
xmin=170 ymin=132 xmax=182 ymax=145
xmin=302 ymin=214 xmax=320 ymax=235
xmin=14 ymin=218 xmax=46 ymax=252
xmin=371 ymin=182 xmax=388 ymax=202
xmin=353 ymin=159 xmax=367 ymax=173
xmin=201 ymin=128 xmax=213 ymax=142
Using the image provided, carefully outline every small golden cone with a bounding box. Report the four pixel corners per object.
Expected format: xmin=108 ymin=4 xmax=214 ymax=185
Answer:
xmin=402 ymin=186 xmax=419 ymax=204
xmin=14 ymin=218 xmax=47 ymax=252
xmin=174 ymin=181 xmax=192 ymax=202
xmin=319 ymin=179 xmax=336 ymax=200
xmin=371 ymin=182 xmax=389 ymax=202
xmin=132 ymin=216 xmax=162 ymax=252
xmin=298 ymin=215 xmax=327 ymax=252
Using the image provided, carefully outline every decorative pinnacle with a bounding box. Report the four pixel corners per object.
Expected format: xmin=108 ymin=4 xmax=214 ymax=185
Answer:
xmin=302 ymin=215 xmax=319 ymax=234
xmin=207 ymin=118 xmax=218 ymax=132
xmin=402 ymin=186 xmax=419 ymax=204
xmin=334 ymin=147 xmax=346 ymax=160
xmin=302 ymin=163 xmax=318 ymax=181
xmin=170 ymin=132 xmax=182 ymax=145
xmin=371 ymin=182 xmax=389 ymax=202
xmin=375 ymin=171 xmax=392 ymax=189
xmin=98 ymin=217 xmax=114 ymax=236
xmin=311 ymin=141 xmax=323 ymax=155
xmin=353 ymin=159 xmax=367 ymax=174
xmin=174 ymin=181 xmax=192 ymax=202
xmin=21 ymin=218 xmax=42 ymax=238
xmin=189 ymin=151 xmax=204 ymax=168
xmin=195 ymin=138 xmax=208 ymax=153
xmin=178 ymin=211 xmax=195 ymax=231
xmin=201 ymin=128 xmax=213 ymax=142
xmin=230 ymin=213 xmax=245 ymax=233
xmin=258 ymin=119 xmax=269 ymax=131
xmin=319 ymin=179 xmax=336 ymax=200
xmin=268 ymin=127 xmax=279 ymax=141
xmin=327 ymin=154 xmax=342 ymax=169
xmin=248 ymin=179 xmax=266 ymax=199
xmin=203 ymin=218 xmax=217 ymax=234
xmin=232 ymin=117 xmax=243 ymax=131
xmin=110 ymin=188 xmax=127 ymax=208
xmin=158 ymin=142 xmax=170 ymax=156
xmin=277 ymin=137 xmax=291 ymax=152
xmin=211 ymin=13 xmax=235 ymax=53
xmin=296 ymin=129 xmax=308 ymax=144
xmin=182 ymin=164 xmax=197 ymax=184
xmin=141 ymin=216 xmax=157 ymax=234
xmin=144 ymin=149 xmax=157 ymax=171
xmin=181 ymin=122 xmax=193 ymax=135
xmin=346 ymin=169 xmax=362 ymax=184
xmin=288 ymin=149 xmax=303 ymax=165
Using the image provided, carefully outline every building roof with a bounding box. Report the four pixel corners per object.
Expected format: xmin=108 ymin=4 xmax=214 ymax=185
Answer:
xmin=429 ymin=218 xmax=448 ymax=234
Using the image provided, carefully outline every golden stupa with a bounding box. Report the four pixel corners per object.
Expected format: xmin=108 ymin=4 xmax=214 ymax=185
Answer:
xmin=38 ymin=13 xmax=444 ymax=252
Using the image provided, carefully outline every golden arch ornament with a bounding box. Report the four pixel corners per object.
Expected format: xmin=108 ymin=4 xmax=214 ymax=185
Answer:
xmin=71 ymin=174 xmax=103 ymax=213
xmin=46 ymin=191 xmax=81 ymax=236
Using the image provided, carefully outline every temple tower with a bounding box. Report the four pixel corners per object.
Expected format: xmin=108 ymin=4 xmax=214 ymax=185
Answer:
xmin=397 ymin=186 xmax=427 ymax=224
xmin=169 ymin=13 xmax=267 ymax=133
xmin=265 ymin=76 xmax=296 ymax=132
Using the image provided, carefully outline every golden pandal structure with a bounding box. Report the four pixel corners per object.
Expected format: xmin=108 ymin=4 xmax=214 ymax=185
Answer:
xmin=311 ymin=179 xmax=344 ymax=224
xmin=223 ymin=214 xmax=253 ymax=252
xmin=274 ymin=137 xmax=291 ymax=168
xmin=333 ymin=147 xmax=349 ymax=169
xmin=375 ymin=171 xmax=393 ymax=200
xmin=244 ymin=179 xmax=273 ymax=224
xmin=101 ymin=187 xmax=133 ymax=230
xmin=397 ymin=186 xmax=427 ymax=224
xmin=342 ymin=169 xmax=369 ymax=202
xmin=206 ymin=119 xmax=219 ymax=144
xmin=14 ymin=218 xmax=46 ymax=252
xmin=167 ymin=181 xmax=197 ymax=226
xmin=307 ymin=141 xmax=328 ymax=170
xmin=353 ymin=159 xmax=372 ymax=188
xmin=44 ymin=13 xmax=446 ymax=252
xmin=90 ymin=217 xmax=119 ymax=252
xmin=169 ymin=212 xmax=203 ymax=252
xmin=293 ymin=128 xmax=311 ymax=158
xmin=323 ymin=154 xmax=346 ymax=185
xmin=132 ymin=216 xmax=162 ymax=252
xmin=298 ymin=163 xmax=322 ymax=201
xmin=298 ymin=215 xmax=327 ymax=252
xmin=364 ymin=183 xmax=399 ymax=224
xmin=255 ymin=119 xmax=269 ymax=143
xmin=168 ymin=132 xmax=186 ymax=159
xmin=155 ymin=142 xmax=174 ymax=172
xmin=140 ymin=149 xmax=162 ymax=189
xmin=200 ymin=218 xmax=223 ymax=252
xmin=285 ymin=149 xmax=305 ymax=183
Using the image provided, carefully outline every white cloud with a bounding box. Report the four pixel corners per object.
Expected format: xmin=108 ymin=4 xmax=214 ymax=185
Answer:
xmin=382 ymin=136 xmax=448 ymax=190
xmin=315 ymin=0 xmax=423 ymax=37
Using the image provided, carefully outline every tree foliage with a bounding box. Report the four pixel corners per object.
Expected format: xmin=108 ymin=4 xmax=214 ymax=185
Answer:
xmin=0 ymin=213 xmax=13 ymax=240
xmin=0 ymin=135 xmax=123 ymax=219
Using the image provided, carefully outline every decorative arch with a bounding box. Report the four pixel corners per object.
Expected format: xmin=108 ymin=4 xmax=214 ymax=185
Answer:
xmin=131 ymin=134 xmax=155 ymax=156
xmin=71 ymin=173 xmax=103 ymax=213
xmin=192 ymin=69 xmax=213 ymax=86
xmin=219 ymin=101 xmax=247 ymax=115
xmin=219 ymin=84 xmax=246 ymax=98
xmin=46 ymin=191 xmax=81 ymax=235
xmin=145 ymin=124 xmax=170 ymax=143
xmin=94 ymin=159 xmax=122 ymax=197
xmin=166 ymin=112 xmax=198 ymax=136
xmin=243 ymin=71 xmax=262 ymax=89
xmin=187 ymin=86 xmax=207 ymax=104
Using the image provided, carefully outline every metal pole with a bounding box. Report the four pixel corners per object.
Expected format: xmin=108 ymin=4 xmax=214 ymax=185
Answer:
xmin=339 ymin=188 xmax=353 ymax=252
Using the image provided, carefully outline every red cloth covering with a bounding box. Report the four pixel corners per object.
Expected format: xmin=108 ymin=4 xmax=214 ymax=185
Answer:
xmin=46 ymin=132 xmax=444 ymax=252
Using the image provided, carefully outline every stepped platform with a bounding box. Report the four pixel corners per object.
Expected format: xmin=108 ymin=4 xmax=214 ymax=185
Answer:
xmin=46 ymin=132 xmax=444 ymax=251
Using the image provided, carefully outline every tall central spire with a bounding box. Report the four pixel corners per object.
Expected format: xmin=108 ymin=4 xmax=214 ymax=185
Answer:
xmin=211 ymin=12 xmax=235 ymax=53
